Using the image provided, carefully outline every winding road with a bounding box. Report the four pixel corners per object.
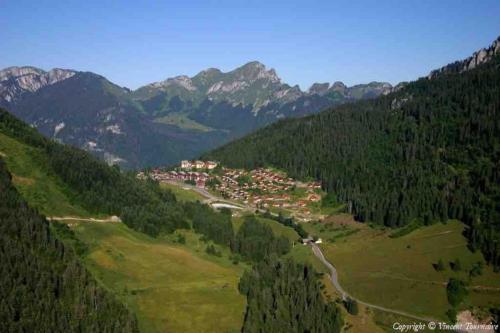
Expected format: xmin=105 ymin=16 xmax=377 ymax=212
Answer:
xmin=310 ymin=243 xmax=437 ymax=322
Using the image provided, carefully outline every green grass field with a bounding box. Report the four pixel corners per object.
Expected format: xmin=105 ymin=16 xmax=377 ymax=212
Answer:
xmin=160 ymin=182 xmax=206 ymax=202
xmin=154 ymin=112 xmax=214 ymax=132
xmin=318 ymin=218 xmax=500 ymax=320
xmin=74 ymin=222 xmax=246 ymax=333
xmin=0 ymin=132 xmax=91 ymax=216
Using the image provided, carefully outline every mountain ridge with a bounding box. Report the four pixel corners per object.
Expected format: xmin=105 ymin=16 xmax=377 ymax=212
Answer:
xmin=135 ymin=60 xmax=393 ymax=113
xmin=0 ymin=61 xmax=392 ymax=168
xmin=428 ymin=36 xmax=500 ymax=78
xmin=5 ymin=35 xmax=497 ymax=169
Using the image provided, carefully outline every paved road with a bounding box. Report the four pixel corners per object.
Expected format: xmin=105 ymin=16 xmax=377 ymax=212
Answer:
xmin=164 ymin=180 xmax=244 ymax=206
xmin=311 ymin=243 xmax=437 ymax=322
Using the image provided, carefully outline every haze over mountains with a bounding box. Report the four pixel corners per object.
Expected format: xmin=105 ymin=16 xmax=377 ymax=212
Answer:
xmin=0 ymin=62 xmax=393 ymax=168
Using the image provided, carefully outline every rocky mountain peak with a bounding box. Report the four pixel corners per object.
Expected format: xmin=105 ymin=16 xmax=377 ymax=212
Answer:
xmin=0 ymin=66 xmax=45 ymax=81
xmin=152 ymin=75 xmax=197 ymax=91
xmin=0 ymin=66 xmax=76 ymax=103
xmin=308 ymin=82 xmax=330 ymax=95
xmin=428 ymin=36 xmax=500 ymax=79
xmin=330 ymin=81 xmax=347 ymax=94
xmin=234 ymin=61 xmax=281 ymax=83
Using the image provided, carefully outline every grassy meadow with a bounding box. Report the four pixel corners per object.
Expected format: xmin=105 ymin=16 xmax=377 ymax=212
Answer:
xmin=0 ymin=132 xmax=91 ymax=216
xmin=160 ymin=182 xmax=207 ymax=202
xmin=74 ymin=222 xmax=247 ymax=333
xmin=154 ymin=112 xmax=214 ymax=132
xmin=316 ymin=217 xmax=500 ymax=320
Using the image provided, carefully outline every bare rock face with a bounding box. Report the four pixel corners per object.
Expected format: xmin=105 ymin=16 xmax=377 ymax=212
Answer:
xmin=0 ymin=66 xmax=75 ymax=103
xmin=330 ymin=81 xmax=347 ymax=94
xmin=308 ymin=82 xmax=330 ymax=95
xmin=428 ymin=36 xmax=500 ymax=79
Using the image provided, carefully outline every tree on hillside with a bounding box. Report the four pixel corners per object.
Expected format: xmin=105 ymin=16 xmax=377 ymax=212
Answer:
xmin=344 ymin=297 xmax=359 ymax=315
xmin=446 ymin=278 xmax=468 ymax=307
xmin=434 ymin=259 xmax=446 ymax=271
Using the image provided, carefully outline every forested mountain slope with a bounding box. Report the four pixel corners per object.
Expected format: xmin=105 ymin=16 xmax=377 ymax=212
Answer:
xmin=0 ymin=108 xmax=188 ymax=236
xmin=0 ymin=158 xmax=139 ymax=332
xmin=205 ymin=48 xmax=500 ymax=269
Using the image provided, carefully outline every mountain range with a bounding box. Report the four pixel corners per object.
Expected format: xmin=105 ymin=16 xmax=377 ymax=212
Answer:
xmin=0 ymin=62 xmax=393 ymax=168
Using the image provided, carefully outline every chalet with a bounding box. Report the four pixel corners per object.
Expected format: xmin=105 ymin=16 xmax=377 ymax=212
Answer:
xmin=191 ymin=160 xmax=202 ymax=169
xmin=205 ymin=161 xmax=218 ymax=170
xmin=302 ymin=237 xmax=314 ymax=245
xmin=180 ymin=160 xmax=218 ymax=170
xmin=307 ymin=193 xmax=321 ymax=202
xmin=181 ymin=160 xmax=193 ymax=169
xmin=308 ymin=181 xmax=322 ymax=190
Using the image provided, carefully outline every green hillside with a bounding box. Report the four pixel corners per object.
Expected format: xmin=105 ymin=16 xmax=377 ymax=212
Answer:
xmin=74 ymin=222 xmax=247 ymax=333
xmin=319 ymin=219 xmax=500 ymax=320
xmin=0 ymin=110 xmax=341 ymax=332
xmin=0 ymin=131 xmax=91 ymax=216
xmin=0 ymin=107 xmax=189 ymax=236
xmin=205 ymin=55 xmax=500 ymax=270
xmin=0 ymin=112 xmax=248 ymax=332
xmin=0 ymin=158 xmax=138 ymax=332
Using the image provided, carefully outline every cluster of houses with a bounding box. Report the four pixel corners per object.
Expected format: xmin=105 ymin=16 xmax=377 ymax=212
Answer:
xmin=136 ymin=163 xmax=325 ymax=218
xmin=213 ymin=168 xmax=323 ymax=215
xmin=136 ymin=160 xmax=219 ymax=188
xmin=180 ymin=160 xmax=218 ymax=170
xmin=137 ymin=168 xmax=210 ymax=188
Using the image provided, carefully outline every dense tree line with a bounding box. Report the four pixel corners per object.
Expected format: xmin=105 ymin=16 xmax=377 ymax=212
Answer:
xmin=0 ymin=159 xmax=138 ymax=332
xmin=238 ymin=256 xmax=343 ymax=333
xmin=261 ymin=211 xmax=309 ymax=239
xmin=186 ymin=201 xmax=234 ymax=246
xmin=231 ymin=215 xmax=291 ymax=262
xmin=0 ymin=108 xmax=188 ymax=237
xmin=187 ymin=204 xmax=292 ymax=263
xmin=205 ymin=56 xmax=500 ymax=269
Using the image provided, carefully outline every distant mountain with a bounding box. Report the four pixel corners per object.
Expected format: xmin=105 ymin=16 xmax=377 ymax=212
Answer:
xmin=0 ymin=70 xmax=227 ymax=167
xmin=132 ymin=61 xmax=392 ymax=135
xmin=0 ymin=62 xmax=393 ymax=168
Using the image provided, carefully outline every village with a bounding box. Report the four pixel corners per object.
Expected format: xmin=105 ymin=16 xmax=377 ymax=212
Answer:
xmin=137 ymin=160 xmax=324 ymax=219
xmin=214 ymin=167 xmax=322 ymax=216
xmin=136 ymin=160 xmax=217 ymax=188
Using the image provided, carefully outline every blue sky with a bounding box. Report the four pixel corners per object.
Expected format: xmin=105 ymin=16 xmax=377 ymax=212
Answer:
xmin=1 ymin=0 xmax=499 ymax=90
